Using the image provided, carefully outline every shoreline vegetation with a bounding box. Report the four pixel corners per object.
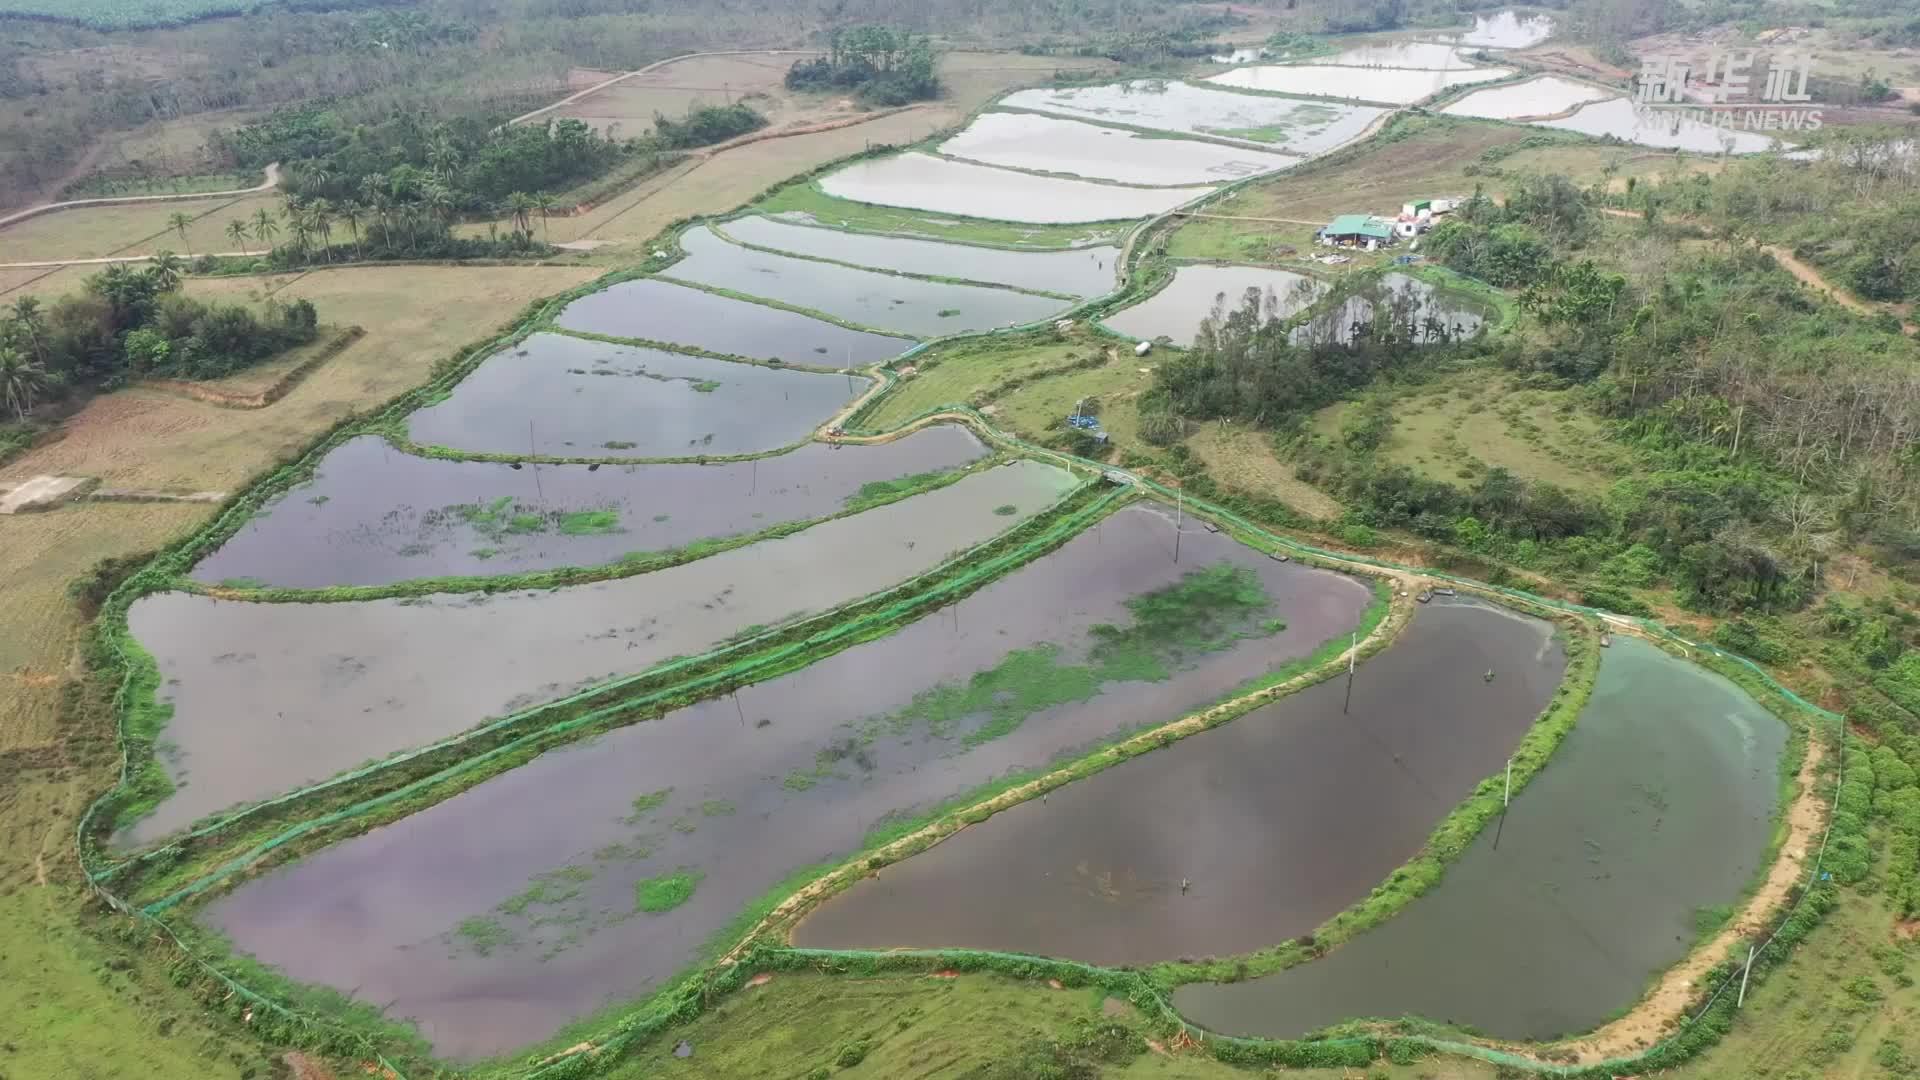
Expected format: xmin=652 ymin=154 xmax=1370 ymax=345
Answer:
xmin=49 ymin=26 xmax=1877 ymax=1080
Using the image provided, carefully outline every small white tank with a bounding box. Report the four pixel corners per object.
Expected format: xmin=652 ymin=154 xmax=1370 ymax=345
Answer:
xmin=1134 ymin=340 xmax=1152 ymax=357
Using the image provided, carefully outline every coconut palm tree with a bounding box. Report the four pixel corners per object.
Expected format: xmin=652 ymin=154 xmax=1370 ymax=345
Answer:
xmin=226 ymin=218 xmax=251 ymax=255
xmin=533 ymin=192 xmax=556 ymax=244
xmin=311 ymin=199 xmax=335 ymax=263
xmin=252 ymin=207 xmax=280 ymax=255
xmin=0 ymin=345 xmax=50 ymax=420
xmin=422 ymin=181 xmax=455 ymax=236
xmin=147 ymin=251 xmax=185 ymax=292
xmin=8 ymin=297 xmax=46 ymax=365
xmin=506 ymin=191 xmax=536 ymax=242
xmin=285 ymin=205 xmax=315 ymax=265
xmin=427 ymin=134 xmax=462 ymax=181
xmin=337 ymin=200 xmax=364 ymax=259
xmin=167 ymin=211 xmax=195 ymax=258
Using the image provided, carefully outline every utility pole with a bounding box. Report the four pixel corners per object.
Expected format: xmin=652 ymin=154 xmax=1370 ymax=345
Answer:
xmin=1737 ymin=945 xmax=1756 ymax=1007
xmin=1504 ymin=758 xmax=1512 ymax=808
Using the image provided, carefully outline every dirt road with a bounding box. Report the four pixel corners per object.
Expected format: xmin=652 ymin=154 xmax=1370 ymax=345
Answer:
xmin=0 ymin=163 xmax=281 ymax=232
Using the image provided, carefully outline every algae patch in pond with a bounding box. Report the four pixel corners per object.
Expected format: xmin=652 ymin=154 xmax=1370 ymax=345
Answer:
xmin=635 ymin=870 xmax=704 ymax=913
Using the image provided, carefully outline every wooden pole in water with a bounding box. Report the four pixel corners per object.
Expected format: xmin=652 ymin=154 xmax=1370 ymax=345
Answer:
xmin=1342 ymin=631 xmax=1356 ymax=714
xmin=734 ymin=690 xmax=746 ymax=728
xmin=1173 ymin=488 xmax=1183 ymax=565
xmin=1504 ymin=758 xmax=1512 ymax=808
xmin=1737 ymin=945 xmax=1756 ymax=1007
xmin=529 ymin=420 xmax=544 ymax=501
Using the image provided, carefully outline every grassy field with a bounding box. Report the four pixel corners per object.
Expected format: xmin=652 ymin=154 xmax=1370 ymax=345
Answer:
xmin=995 ymin=352 xmax=1154 ymax=449
xmin=0 ymin=265 xmax=599 ymax=490
xmin=0 ymin=192 xmax=278 ymax=263
xmin=547 ymin=52 xmax=822 ymax=138
xmin=1309 ymin=369 xmax=1629 ymax=494
xmin=613 ymin=970 xmax=1496 ymax=1079
xmin=862 ymin=333 xmax=1104 ymax=430
xmin=1186 ymin=423 xmax=1344 ymax=520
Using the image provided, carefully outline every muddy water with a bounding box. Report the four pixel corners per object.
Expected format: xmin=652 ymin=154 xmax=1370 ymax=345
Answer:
xmin=1205 ymin=65 xmax=1507 ymax=106
xmin=406 ymin=332 xmax=865 ymax=458
xmin=1290 ymin=273 xmax=1490 ymax=345
xmin=1103 ymin=265 xmax=1322 ymax=345
xmin=1452 ymin=10 xmax=1556 ymax=48
xmin=1534 ymin=97 xmax=1784 ymax=153
xmin=552 ymin=278 xmax=911 ymax=365
xmin=818 ymin=153 xmax=1213 ymax=224
xmin=794 ymin=597 xmax=1563 ymax=965
xmin=1175 ymin=637 xmax=1785 ymax=1041
xmin=719 ymin=214 xmax=1121 ymax=298
xmin=664 ymin=226 xmax=1073 ymax=336
xmin=1002 ymin=82 xmax=1387 ymax=154
xmin=1319 ymin=42 xmax=1480 ymax=70
xmin=202 ymin=504 xmax=1375 ymax=1059
xmin=189 ymin=427 xmax=988 ymax=588
xmin=124 ymin=462 xmax=1077 ymax=843
xmin=1443 ymin=76 xmax=1615 ymax=120
xmin=940 ymin=112 xmax=1299 ymax=187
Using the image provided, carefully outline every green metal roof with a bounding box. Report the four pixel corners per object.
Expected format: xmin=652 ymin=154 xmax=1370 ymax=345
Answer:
xmin=1326 ymin=214 xmax=1392 ymax=239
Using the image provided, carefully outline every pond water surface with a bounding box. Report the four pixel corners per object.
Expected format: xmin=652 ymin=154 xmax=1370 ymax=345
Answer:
xmin=552 ymin=278 xmax=911 ymax=364
xmin=1290 ymin=273 xmax=1490 ymax=344
xmin=664 ymin=225 xmax=1073 ymax=336
xmin=818 ymin=153 xmax=1212 ymax=224
xmin=1175 ymin=637 xmax=1786 ymax=1041
xmin=1205 ymin=65 xmax=1507 ymax=106
xmin=190 ymin=427 xmax=989 ymax=588
xmin=124 ymin=462 xmax=1078 ymax=843
xmin=718 ymin=213 xmax=1120 ymax=298
xmin=1442 ymin=76 xmax=1615 ymax=119
xmin=941 ymin=112 xmax=1299 ymax=187
xmin=1102 ymin=264 xmax=1321 ymax=345
xmin=202 ymin=504 xmax=1375 ymax=1059
xmin=406 ymin=333 xmax=864 ymax=458
xmin=794 ymin=597 xmax=1564 ymax=965
xmin=1001 ymin=82 xmax=1386 ymax=154
xmin=1534 ymin=97 xmax=1784 ymax=153
xmin=1451 ymin=10 xmax=1556 ymax=48
xmin=1319 ymin=42 xmax=1480 ymax=69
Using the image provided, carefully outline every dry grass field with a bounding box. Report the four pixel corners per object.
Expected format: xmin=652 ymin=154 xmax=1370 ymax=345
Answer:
xmin=1186 ymin=423 xmax=1344 ymax=519
xmin=0 ymin=191 xmax=279 ymax=263
xmin=0 ymin=264 xmax=599 ymax=491
xmin=549 ymin=51 xmax=837 ymax=138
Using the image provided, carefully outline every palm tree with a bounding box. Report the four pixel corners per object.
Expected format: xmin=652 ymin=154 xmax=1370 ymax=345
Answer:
xmin=285 ymin=205 xmax=315 ymax=265
xmin=252 ymin=207 xmax=280 ymax=255
xmin=226 ymin=218 xmax=252 ymax=255
xmin=0 ymin=345 xmax=50 ymax=420
xmin=311 ymin=199 xmax=335 ymax=263
xmin=427 ymin=134 xmax=462 ymax=180
xmin=506 ymin=192 xmax=536 ymax=242
xmin=533 ymin=192 xmax=556 ymax=244
xmin=337 ymin=201 xmax=364 ymax=260
xmin=147 ymin=250 xmax=185 ymax=292
xmin=167 ymin=211 xmax=195 ymax=258
xmin=8 ymin=297 xmax=46 ymax=365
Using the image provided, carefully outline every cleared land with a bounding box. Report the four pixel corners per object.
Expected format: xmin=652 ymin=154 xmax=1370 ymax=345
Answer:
xmin=996 ymin=352 xmax=1155 ymax=450
xmin=0 ymin=265 xmax=600 ymax=490
xmin=1186 ymin=423 xmax=1343 ymax=519
xmin=546 ymin=52 xmax=833 ymax=138
xmin=1308 ymin=370 xmax=1627 ymax=494
xmin=0 ymin=192 xmax=279 ymax=262
xmin=862 ymin=334 xmax=1100 ymax=430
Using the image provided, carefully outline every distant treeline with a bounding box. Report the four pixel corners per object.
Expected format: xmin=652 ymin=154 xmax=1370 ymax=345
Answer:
xmin=785 ymin=26 xmax=939 ymax=106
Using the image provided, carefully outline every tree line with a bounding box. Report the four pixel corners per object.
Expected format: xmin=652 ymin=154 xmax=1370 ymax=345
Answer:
xmin=0 ymin=257 xmax=319 ymax=421
xmin=785 ymin=26 xmax=940 ymax=106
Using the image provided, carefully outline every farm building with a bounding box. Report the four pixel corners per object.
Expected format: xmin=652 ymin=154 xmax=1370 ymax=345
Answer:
xmin=1320 ymin=214 xmax=1396 ymax=249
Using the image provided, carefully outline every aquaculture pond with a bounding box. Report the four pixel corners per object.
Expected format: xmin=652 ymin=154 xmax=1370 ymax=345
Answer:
xmin=663 ymin=226 xmax=1072 ymax=336
xmin=817 ymin=153 xmax=1211 ymax=224
xmin=1318 ymin=42 xmax=1481 ymax=69
xmin=1175 ymin=637 xmax=1786 ymax=1041
xmin=1001 ymin=82 xmax=1386 ymax=154
xmin=189 ymin=427 xmax=990 ymax=588
xmin=1442 ymin=76 xmax=1615 ymax=119
xmin=406 ymin=333 xmax=864 ymax=458
xmin=1103 ymin=264 xmax=1320 ymax=346
xmin=1205 ymin=64 xmax=1507 ymax=106
xmin=1450 ymin=9 xmax=1555 ymax=47
xmin=793 ymin=597 xmax=1564 ymax=966
xmin=552 ymin=278 xmax=911 ymax=365
xmin=1534 ymin=97 xmax=1785 ymax=153
xmin=940 ymin=112 xmax=1299 ymax=187
xmin=717 ymin=214 xmax=1120 ymax=298
xmin=1290 ymin=273 xmax=1491 ymax=344
xmin=122 ymin=462 xmax=1078 ymax=843
xmin=201 ymin=504 xmax=1376 ymax=1059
